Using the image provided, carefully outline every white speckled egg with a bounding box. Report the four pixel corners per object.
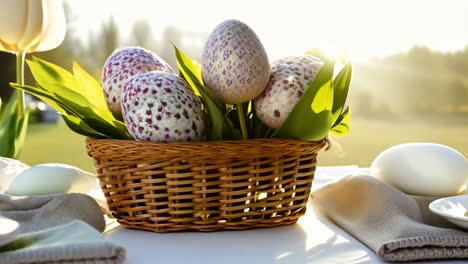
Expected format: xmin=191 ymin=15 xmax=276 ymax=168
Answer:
xmin=121 ymin=71 xmax=205 ymax=142
xmin=0 ymin=158 xmax=29 ymax=193
xmin=202 ymin=19 xmax=270 ymax=104
xmin=372 ymin=143 xmax=468 ymax=196
xmin=6 ymin=163 xmax=96 ymax=196
xmin=254 ymin=55 xmax=323 ymax=129
xmin=102 ymin=47 xmax=175 ymax=116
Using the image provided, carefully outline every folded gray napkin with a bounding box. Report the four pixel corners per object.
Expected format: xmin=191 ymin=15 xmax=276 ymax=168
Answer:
xmin=311 ymin=174 xmax=468 ymax=262
xmin=0 ymin=193 xmax=126 ymax=264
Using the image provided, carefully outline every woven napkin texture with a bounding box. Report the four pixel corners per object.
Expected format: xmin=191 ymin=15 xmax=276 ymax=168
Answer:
xmin=0 ymin=193 xmax=126 ymax=264
xmin=311 ymin=174 xmax=468 ymax=262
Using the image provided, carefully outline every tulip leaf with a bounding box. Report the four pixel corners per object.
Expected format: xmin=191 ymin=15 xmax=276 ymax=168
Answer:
xmin=10 ymin=59 xmax=131 ymax=140
xmin=29 ymin=57 xmax=120 ymax=122
xmin=173 ymin=45 xmax=218 ymax=101
xmin=174 ymin=46 xmax=240 ymax=140
xmin=53 ymin=93 xmax=130 ymax=139
xmin=8 ymin=49 xmax=353 ymax=143
xmin=28 ymin=57 xmax=79 ymax=90
xmin=12 ymin=83 xmax=64 ymax=113
xmin=331 ymin=107 xmax=351 ymax=136
xmin=61 ymin=114 xmax=106 ymax=138
xmin=305 ymin=49 xmax=333 ymax=65
xmin=332 ymin=63 xmax=352 ymax=125
xmin=49 ymin=83 xmax=115 ymax=121
xmin=0 ymin=94 xmax=19 ymax=157
xmin=10 ymin=83 xmax=71 ymax=114
xmin=72 ymin=62 xmax=109 ymax=111
xmin=14 ymin=110 xmax=29 ymax=158
xmin=272 ymin=62 xmax=335 ymax=141
xmin=0 ymin=90 xmax=29 ymax=158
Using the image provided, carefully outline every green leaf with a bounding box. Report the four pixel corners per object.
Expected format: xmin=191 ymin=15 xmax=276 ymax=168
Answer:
xmin=61 ymin=114 xmax=106 ymax=138
xmin=331 ymin=107 xmax=351 ymax=136
xmin=0 ymin=94 xmax=19 ymax=158
xmin=72 ymin=62 xmax=108 ymax=111
xmin=332 ymin=63 xmax=352 ymax=125
xmin=174 ymin=45 xmax=240 ymax=140
xmin=48 ymin=83 xmax=129 ymax=138
xmin=272 ymin=62 xmax=335 ymax=141
xmin=173 ymin=45 xmax=217 ymax=100
xmin=48 ymin=82 xmax=116 ymax=121
xmin=54 ymin=93 xmax=131 ymax=139
xmin=28 ymin=57 xmax=79 ymax=90
xmin=189 ymin=60 xmax=204 ymax=91
xmin=305 ymin=49 xmax=334 ymax=65
xmin=28 ymin=57 xmax=119 ymax=123
xmin=0 ymin=91 xmax=29 ymax=158
xmin=14 ymin=110 xmax=29 ymax=158
xmin=11 ymin=80 xmax=131 ymax=140
xmin=10 ymin=83 xmax=72 ymax=114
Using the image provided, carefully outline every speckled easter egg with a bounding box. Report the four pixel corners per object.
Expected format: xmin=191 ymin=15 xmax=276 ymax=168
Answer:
xmin=102 ymin=47 xmax=175 ymax=116
xmin=201 ymin=19 xmax=270 ymax=104
xmin=255 ymin=55 xmax=323 ymax=129
xmin=121 ymin=71 xmax=205 ymax=142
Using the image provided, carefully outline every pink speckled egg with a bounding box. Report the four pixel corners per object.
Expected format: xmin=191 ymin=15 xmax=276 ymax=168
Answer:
xmin=254 ymin=55 xmax=323 ymax=129
xmin=102 ymin=47 xmax=175 ymax=116
xmin=121 ymin=71 xmax=205 ymax=142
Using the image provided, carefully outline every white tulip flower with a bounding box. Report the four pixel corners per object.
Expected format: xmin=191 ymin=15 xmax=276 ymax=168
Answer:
xmin=0 ymin=0 xmax=66 ymax=53
xmin=0 ymin=0 xmax=66 ymax=159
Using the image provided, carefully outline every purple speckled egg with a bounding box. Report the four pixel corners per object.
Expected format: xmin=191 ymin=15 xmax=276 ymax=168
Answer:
xmin=121 ymin=71 xmax=205 ymax=142
xmin=102 ymin=47 xmax=175 ymax=116
xmin=255 ymin=55 xmax=323 ymax=129
xmin=201 ymin=19 xmax=270 ymax=104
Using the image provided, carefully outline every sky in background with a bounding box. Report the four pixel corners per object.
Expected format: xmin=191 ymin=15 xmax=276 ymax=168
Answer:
xmin=67 ymin=0 xmax=468 ymax=61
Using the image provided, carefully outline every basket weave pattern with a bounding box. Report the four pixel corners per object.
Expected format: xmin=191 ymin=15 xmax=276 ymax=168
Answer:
xmin=86 ymin=137 xmax=327 ymax=232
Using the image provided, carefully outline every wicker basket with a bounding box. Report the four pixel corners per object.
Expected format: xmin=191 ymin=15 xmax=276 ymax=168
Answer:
xmin=86 ymin=137 xmax=327 ymax=232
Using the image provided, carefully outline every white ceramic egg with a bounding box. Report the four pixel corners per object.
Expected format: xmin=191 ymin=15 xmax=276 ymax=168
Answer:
xmin=0 ymin=158 xmax=29 ymax=193
xmin=6 ymin=163 xmax=96 ymax=196
xmin=372 ymin=143 xmax=468 ymax=196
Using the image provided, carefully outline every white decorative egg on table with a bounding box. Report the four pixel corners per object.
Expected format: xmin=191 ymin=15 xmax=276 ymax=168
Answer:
xmin=371 ymin=143 xmax=468 ymax=196
xmin=6 ymin=163 xmax=96 ymax=196
xmin=0 ymin=158 xmax=30 ymax=193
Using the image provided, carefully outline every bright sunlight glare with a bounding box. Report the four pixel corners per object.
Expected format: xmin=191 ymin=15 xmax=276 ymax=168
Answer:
xmin=0 ymin=217 xmax=19 ymax=235
xmin=67 ymin=0 xmax=467 ymax=61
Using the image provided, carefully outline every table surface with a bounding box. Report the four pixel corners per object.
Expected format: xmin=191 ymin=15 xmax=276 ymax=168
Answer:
xmin=104 ymin=166 xmax=467 ymax=264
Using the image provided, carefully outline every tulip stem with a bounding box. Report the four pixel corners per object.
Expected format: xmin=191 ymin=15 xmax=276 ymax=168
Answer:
xmin=236 ymin=104 xmax=248 ymax=139
xmin=16 ymin=51 xmax=26 ymax=116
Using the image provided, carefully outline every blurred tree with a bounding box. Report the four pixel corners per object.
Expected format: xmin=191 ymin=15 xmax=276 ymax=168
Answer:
xmin=352 ymin=45 xmax=468 ymax=116
xmin=159 ymin=26 xmax=182 ymax=70
xmin=0 ymin=52 xmax=15 ymax=107
xmin=101 ymin=17 xmax=119 ymax=61
xmin=84 ymin=16 xmax=120 ymax=78
xmin=449 ymin=79 xmax=468 ymax=112
xmin=131 ymin=20 xmax=152 ymax=48
xmin=350 ymin=89 xmax=373 ymax=115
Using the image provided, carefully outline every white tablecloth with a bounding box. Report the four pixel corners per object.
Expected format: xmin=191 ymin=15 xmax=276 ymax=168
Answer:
xmin=105 ymin=166 xmax=467 ymax=264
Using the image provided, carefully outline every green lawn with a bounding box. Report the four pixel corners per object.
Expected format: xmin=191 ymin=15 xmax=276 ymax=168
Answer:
xmin=19 ymin=116 xmax=468 ymax=173
xmin=319 ymin=115 xmax=468 ymax=167
xmin=20 ymin=121 xmax=96 ymax=172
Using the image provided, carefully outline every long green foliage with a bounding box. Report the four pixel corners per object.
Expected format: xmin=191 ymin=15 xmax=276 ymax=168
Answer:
xmin=0 ymin=91 xmax=29 ymax=157
xmin=10 ymin=48 xmax=352 ymax=141
xmin=11 ymin=57 xmax=131 ymax=140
